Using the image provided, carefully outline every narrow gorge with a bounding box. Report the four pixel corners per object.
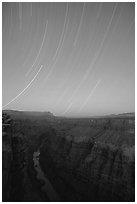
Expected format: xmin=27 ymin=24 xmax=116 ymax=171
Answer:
xmin=2 ymin=110 xmax=135 ymax=202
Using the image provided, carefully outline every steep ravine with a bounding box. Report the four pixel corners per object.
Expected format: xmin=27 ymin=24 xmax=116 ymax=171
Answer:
xmin=33 ymin=150 xmax=61 ymax=201
xmin=2 ymin=111 xmax=135 ymax=201
xmin=2 ymin=113 xmax=50 ymax=201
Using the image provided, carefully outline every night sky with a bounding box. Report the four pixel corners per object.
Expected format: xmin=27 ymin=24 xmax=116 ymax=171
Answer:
xmin=2 ymin=2 xmax=135 ymax=117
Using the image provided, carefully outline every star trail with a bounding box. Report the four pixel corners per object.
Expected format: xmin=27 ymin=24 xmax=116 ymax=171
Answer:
xmin=2 ymin=2 xmax=135 ymax=117
xmin=25 ymin=20 xmax=48 ymax=76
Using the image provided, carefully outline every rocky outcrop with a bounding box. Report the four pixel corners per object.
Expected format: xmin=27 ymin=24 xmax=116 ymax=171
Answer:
xmin=2 ymin=113 xmax=27 ymax=201
xmin=2 ymin=111 xmax=53 ymax=201
xmin=2 ymin=111 xmax=135 ymax=202
xmin=2 ymin=113 xmax=13 ymax=201
xmin=39 ymin=118 xmax=135 ymax=202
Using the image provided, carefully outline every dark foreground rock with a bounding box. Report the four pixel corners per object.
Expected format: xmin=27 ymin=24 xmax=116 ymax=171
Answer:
xmin=39 ymin=132 xmax=134 ymax=201
xmin=2 ymin=110 xmax=135 ymax=201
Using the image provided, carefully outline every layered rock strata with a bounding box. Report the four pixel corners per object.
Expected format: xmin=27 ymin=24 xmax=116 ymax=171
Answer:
xmin=39 ymin=118 xmax=135 ymax=201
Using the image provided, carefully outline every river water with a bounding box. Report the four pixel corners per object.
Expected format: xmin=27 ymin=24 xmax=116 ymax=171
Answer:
xmin=33 ymin=150 xmax=61 ymax=201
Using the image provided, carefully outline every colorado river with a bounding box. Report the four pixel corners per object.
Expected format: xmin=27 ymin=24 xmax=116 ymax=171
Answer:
xmin=33 ymin=150 xmax=61 ymax=201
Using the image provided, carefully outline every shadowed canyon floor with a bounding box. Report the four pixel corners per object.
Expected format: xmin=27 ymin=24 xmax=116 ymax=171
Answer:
xmin=2 ymin=110 xmax=135 ymax=201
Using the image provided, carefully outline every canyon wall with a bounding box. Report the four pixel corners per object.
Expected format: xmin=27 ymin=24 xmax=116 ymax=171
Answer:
xmin=39 ymin=118 xmax=135 ymax=201
xmin=2 ymin=111 xmax=52 ymax=201
xmin=2 ymin=111 xmax=135 ymax=201
xmin=2 ymin=114 xmax=13 ymax=201
xmin=2 ymin=113 xmax=27 ymax=201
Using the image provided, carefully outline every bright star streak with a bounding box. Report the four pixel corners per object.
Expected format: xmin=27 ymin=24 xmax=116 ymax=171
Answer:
xmin=25 ymin=20 xmax=48 ymax=76
xmin=40 ymin=4 xmax=69 ymax=87
xmin=62 ymin=102 xmax=73 ymax=115
xmin=52 ymin=86 xmax=69 ymax=110
xmin=83 ymin=3 xmax=117 ymax=81
xmin=62 ymin=3 xmax=117 ymax=113
xmin=53 ymin=3 xmax=69 ymax=61
xmin=42 ymin=17 xmax=70 ymax=85
xmin=56 ymin=3 xmax=102 ymax=93
xmin=79 ymin=79 xmax=101 ymax=112
xmin=109 ymin=5 xmax=123 ymax=35
xmin=2 ymin=65 xmax=43 ymax=108
xmin=73 ymin=2 xmax=85 ymax=47
xmin=63 ymin=79 xmax=101 ymax=115
xmin=61 ymin=81 xmax=83 ymax=115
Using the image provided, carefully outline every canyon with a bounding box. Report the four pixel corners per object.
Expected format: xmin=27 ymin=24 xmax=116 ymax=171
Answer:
xmin=2 ymin=110 xmax=135 ymax=201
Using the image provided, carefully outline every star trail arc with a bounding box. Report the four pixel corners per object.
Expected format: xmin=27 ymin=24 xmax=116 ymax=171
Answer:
xmin=2 ymin=2 xmax=135 ymax=117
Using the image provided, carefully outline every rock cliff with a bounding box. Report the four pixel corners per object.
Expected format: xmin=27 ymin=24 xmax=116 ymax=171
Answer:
xmin=2 ymin=112 xmax=51 ymax=201
xmin=2 ymin=111 xmax=135 ymax=201
xmin=2 ymin=113 xmax=13 ymax=201
xmin=39 ymin=117 xmax=135 ymax=201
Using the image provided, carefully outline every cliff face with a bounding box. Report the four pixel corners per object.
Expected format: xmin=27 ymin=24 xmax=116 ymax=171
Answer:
xmin=2 ymin=111 xmax=53 ymax=201
xmin=39 ymin=118 xmax=135 ymax=202
xmin=2 ymin=111 xmax=135 ymax=202
xmin=2 ymin=113 xmax=27 ymax=201
xmin=2 ymin=114 xmax=13 ymax=201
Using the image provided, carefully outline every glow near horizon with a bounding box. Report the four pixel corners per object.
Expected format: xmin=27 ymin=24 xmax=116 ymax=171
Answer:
xmin=2 ymin=2 xmax=134 ymax=117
